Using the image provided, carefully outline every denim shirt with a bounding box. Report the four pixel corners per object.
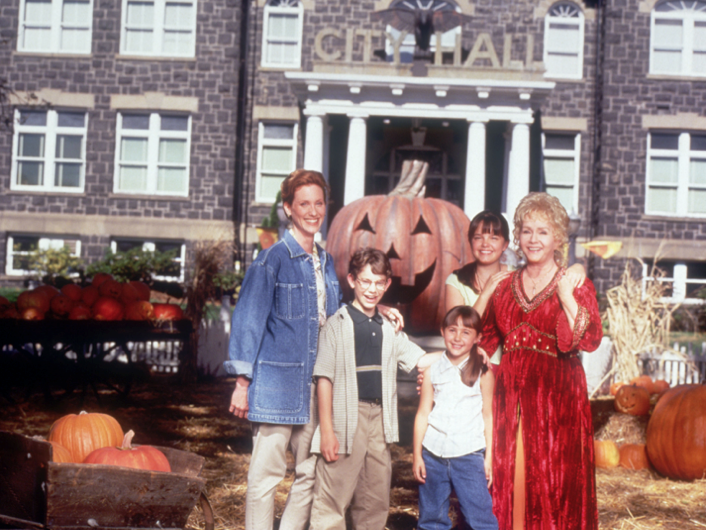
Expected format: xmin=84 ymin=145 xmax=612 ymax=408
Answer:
xmin=224 ymin=230 xmax=342 ymax=424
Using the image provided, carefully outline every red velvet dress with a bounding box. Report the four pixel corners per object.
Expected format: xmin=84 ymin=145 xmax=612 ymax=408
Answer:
xmin=480 ymin=268 xmax=603 ymax=530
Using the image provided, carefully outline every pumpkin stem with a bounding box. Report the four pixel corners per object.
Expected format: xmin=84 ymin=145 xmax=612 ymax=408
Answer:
xmin=121 ymin=430 xmax=136 ymax=450
xmin=79 ymin=411 xmax=88 ymax=415
xmin=388 ymin=159 xmax=428 ymax=198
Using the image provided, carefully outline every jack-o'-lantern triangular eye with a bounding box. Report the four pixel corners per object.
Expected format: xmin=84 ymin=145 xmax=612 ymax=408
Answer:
xmin=356 ymin=214 xmax=376 ymax=233
xmin=411 ymin=216 xmax=431 ymax=235
xmin=387 ymin=244 xmax=400 ymax=260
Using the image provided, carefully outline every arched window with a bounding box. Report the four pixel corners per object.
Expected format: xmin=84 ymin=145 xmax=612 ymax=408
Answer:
xmin=543 ymin=2 xmax=585 ymax=79
xmin=261 ymin=0 xmax=303 ymax=68
xmin=650 ymin=0 xmax=706 ymax=76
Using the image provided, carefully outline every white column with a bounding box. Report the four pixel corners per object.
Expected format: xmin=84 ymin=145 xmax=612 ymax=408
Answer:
xmin=505 ymin=121 xmax=531 ymax=222
xmin=303 ymin=114 xmax=325 ymax=173
xmin=344 ymin=114 xmax=368 ymax=205
xmin=464 ymin=120 xmax=487 ymax=219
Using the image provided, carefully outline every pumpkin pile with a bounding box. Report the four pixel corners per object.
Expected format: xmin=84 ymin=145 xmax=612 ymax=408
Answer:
xmin=0 ymin=273 xmax=183 ymax=322
xmin=46 ymin=411 xmax=171 ymax=473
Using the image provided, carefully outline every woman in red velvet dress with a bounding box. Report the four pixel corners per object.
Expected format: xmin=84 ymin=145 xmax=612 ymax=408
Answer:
xmin=480 ymin=193 xmax=603 ymax=530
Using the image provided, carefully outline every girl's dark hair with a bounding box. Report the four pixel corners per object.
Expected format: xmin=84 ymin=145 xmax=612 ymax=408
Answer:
xmin=455 ymin=211 xmax=510 ymax=295
xmin=442 ymin=305 xmax=486 ymax=387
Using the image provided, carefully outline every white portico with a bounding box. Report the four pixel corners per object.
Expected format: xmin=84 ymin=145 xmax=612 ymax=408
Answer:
xmin=286 ymin=71 xmax=555 ymax=221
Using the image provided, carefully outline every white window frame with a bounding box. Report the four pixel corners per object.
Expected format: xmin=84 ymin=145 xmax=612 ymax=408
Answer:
xmin=10 ymin=109 xmax=88 ymax=193
xmin=120 ymin=0 xmax=197 ymax=58
xmin=646 ymin=131 xmax=706 ymax=217
xmin=110 ymin=239 xmax=186 ymax=281
xmin=642 ymin=261 xmax=706 ymax=305
xmin=255 ymin=121 xmax=298 ymax=203
xmin=542 ymin=131 xmax=581 ymax=214
xmin=114 ymin=112 xmax=192 ymax=197
xmin=17 ymin=0 xmax=94 ymax=54
xmin=543 ymin=2 xmax=585 ymax=80
xmin=261 ymin=0 xmax=304 ymax=68
xmin=650 ymin=0 xmax=706 ymax=77
xmin=6 ymin=234 xmax=81 ymax=276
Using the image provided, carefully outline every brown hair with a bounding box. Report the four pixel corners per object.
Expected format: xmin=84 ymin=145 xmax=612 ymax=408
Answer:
xmin=348 ymin=247 xmax=392 ymax=280
xmin=458 ymin=211 xmax=510 ymax=294
xmin=280 ymin=169 xmax=330 ymax=206
xmin=441 ymin=306 xmax=485 ymax=387
xmin=512 ymin=192 xmax=569 ymax=267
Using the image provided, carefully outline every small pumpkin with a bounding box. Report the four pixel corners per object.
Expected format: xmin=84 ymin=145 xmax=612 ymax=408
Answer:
xmin=48 ymin=411 xmax=124 ymax=463
xmin=614 ymin=385 xmax=651 ymax=416
xmin=61 ymin=283 xmax=83 ymax=302
xmin=84 ymin=430 xmax=171 ymax=473
xmin=93 ymin=297 xmax=125 ymax=321
xmin=49 ymin=441 xmax=73 ymax=463
xmin=651 ymin=379 xmax=670 ymax=395
xmin=629 ymin=375 xmax=653 ymax=393
xmin=646 ymin=384 xmax=706 ymax=481
xmin=81 ymin=286 xmax=101 ymax=307
xmin=91 ymin=272 xmax=114 ymax=288
xmin=125 ymin=301 xmax=155 ymax=321
xmin=129 ymin=280 xmax=151 ymax=302
xmin=153 ymin=303 xmax=184 ymax=321
xmin=50 ymin=294 xmax=74 ymax=317
xmin=99 ymin=279 xmax=124 ymax=299
xmin=619 ymin=443 xmax=650 ymax=470
xmin=594 ymin=440 xmax=620 ymax=469
xmin=609 ymin=382 xmax=625 ymax=396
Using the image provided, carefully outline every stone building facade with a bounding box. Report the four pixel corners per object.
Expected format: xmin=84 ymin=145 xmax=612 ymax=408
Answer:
xmin=1 ymin=0 xmax=705 ymax=303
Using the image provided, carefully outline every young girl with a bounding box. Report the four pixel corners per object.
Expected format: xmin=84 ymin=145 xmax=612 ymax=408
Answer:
xmin=413 ymin=306 xmax=498 ymax=530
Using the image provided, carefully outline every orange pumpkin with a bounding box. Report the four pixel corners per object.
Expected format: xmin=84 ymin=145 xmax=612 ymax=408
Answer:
xmin=93 ymin=297 xmax=125 ymax=321
xmin=17 ymin=289 xmax=50 ymax=314
xmin=84 ymin=430 xmax=171 ymax=472
xmin=609 ymin=382 xmax=625 ymax=396
xmin=68 ymin=303 xmax=92 ymax=320
xmin=99 ymin=279 xmax=124 ymax=299
xmin=594 ymin=440 xmax=620 ymax=469
xmin=48 ymin=411 xmax=124 ymax=463
xmin=61 ymin=283 xmax=83 ymax=302
xmin=34 ymin=284 xmax=60 ymax=302
xmin=81 ymin=285 xmax=101 ymax=307
xmin=91 ymin=272 xmax=114 ymax=288
xmin=49 ymin=441 xmax=73 ymax=463
xmin=614 ymin=385 xmax=651 ymax=416
xmin=630 ymin=375 xmax=653 ymax=393
xmin=129 ymin=281 xmax=151 ymax=302
xmin=326 ymin=163 xmax=472 ymax=333
xmin=651 ymin=379 xmax=670 ymax=395
xmin=21 ymin=307 xmax=45 ymax=320
xmin=153 ymin=303 xmax=184 ymax=321
xmin=50 ymin=294 xmax=74 ymax=317
xmin=646 ymin=384 xmax=706 ymax=481
xmin=125 ymin=301 xmax=155 ymax=321
xmin=619 ymin=443 xmax=650 ymax=470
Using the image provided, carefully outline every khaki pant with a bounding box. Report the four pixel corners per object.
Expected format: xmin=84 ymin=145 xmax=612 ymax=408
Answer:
xmin=310 ymin=402 xmax=392 ymax=530
xmin=245 ymin=391 xmax=317 ymax=530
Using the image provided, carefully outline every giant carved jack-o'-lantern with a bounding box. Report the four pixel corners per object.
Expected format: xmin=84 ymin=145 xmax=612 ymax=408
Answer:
xmin=327 ymin=160 xmax=472 ymax=333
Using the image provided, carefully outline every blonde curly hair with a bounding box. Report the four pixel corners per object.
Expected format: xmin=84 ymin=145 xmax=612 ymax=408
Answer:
xmin=512 ymin=192 xmax=569 ymax=267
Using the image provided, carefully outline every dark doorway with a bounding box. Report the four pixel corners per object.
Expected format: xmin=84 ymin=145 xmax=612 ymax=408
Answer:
xmin=326 ymin=114 xmax=349 ymax=231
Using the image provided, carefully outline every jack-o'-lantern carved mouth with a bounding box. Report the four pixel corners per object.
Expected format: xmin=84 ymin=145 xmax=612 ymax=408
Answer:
xmin=382 ymin=260 xmax=436 ymax=305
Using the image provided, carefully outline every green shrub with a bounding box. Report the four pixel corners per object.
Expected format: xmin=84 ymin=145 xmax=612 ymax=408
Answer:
xmin=86 ymin=247 xmax=178 ymax=283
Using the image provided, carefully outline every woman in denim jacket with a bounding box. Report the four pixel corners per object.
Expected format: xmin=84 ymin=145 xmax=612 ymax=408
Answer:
xmin=224 ymin=169 xmax=341 ymax=530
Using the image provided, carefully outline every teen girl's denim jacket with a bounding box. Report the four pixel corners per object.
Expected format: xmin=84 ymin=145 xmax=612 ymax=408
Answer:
xmin=224 ymin=230 xmax=342 ymax=424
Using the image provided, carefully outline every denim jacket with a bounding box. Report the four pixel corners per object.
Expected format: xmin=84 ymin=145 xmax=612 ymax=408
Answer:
xmin=224 ymin=230 xmax=342 ymax=424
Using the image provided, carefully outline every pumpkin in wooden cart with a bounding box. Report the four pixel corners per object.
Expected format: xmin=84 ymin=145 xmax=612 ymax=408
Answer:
xmin=646 ymin=384 xmax=706 ymax=480
xmin=614 ymin=384 xmax=651 ymax=416
xmin=326 ymin=160 xmax=472 ymax=333
xmin=84 ymin=430 xmax=171 ymax=472
xmin=49 ymin=441 xmax=74 ymax=463
xmin=48 ymin=411 xmax=124 ymax=463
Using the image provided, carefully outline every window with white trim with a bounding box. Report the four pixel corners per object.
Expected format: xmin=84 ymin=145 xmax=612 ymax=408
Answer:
xmin=650 ymin=0 xmax=706 ymax=77
xmin=542 ymin=132 xmax=581 ymax=213
xmin=18 ymin=0 xmax=93 ymax=54
xmin=120 ymin=0 xmax=197 ymax=57
xmin=114 ymin=113 xmax=191 ymax=196
xmin=261 ymin=0 xmax=303 ymax=67
xmin=544 ymin=2 xmax=585 ymax=79
xmin=256 ymin=122 xmax=298 ymax=203
xmin=642 ymin=260 xmax=706 ymax=304
xmin=646 ymin=131 xmax=706 ymax=216
xmin=111 ymin=239 xmax=185 ymax=281
xmin=6 ymin=235 xmax=81 ymax=276
xmin=11 ymin=109 xmax=87 ymax=192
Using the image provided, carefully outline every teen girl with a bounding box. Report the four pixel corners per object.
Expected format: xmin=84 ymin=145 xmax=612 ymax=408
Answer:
xmin=413 ymin=306 xmax=498 ymax=530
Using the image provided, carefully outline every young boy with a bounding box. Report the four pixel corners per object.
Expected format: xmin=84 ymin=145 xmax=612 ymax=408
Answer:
xmin=309 ymin=247 xmax=428 ymax=530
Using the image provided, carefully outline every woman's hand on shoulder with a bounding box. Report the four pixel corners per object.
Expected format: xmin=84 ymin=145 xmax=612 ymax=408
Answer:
xmin=378 ymin=304 xmax=404 ymax=332
xmin=481 ymin=270 xmax=512 ymax=298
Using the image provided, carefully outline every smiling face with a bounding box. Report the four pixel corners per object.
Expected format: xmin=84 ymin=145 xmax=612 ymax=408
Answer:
xmin=347 ymin=264 xmax=391 ymax=317
xmin=282 ymin=184 xmax=326 ymax=244
xmin=519 ymin=214 xmax=562 ymax=267
xmin=471 ymin=222 xmax=509 ymax=266
xmin=441 ymin=316 xmax=478 ymax=364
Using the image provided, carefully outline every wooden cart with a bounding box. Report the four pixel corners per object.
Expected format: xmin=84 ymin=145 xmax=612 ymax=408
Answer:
xmin=0 ymin=432 xmax=213 ymax=530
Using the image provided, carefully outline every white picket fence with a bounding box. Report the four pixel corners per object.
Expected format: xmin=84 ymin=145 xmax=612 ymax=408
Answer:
xmin=640 ymin=342 xmax=706 ymax=386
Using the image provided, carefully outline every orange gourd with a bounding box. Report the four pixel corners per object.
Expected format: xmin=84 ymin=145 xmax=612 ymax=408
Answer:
xmin=619 ymin=443 xmax=650 ymax=470
xmin=646 ymin=384 xmax=706 ymax=480
xmin=614 ymin=385 xmax=651 ymax=416
xmin=48 ymin=411 xmax=124 ymax=463
xmin=49 ymin=441 xmax=73 ymax=463
xmin=84 ymin=430 xmax=171 ymax=472
xmin=594 ymin=440 xmax=620 ymax=469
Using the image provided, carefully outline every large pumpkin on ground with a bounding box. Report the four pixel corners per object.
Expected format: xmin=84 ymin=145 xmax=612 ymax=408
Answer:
xmin=48 ymin=411 xmax=124 ymax=463
xmin=326 ymin=160 xmax=472 ymax=333
xmin=646 ymin=384 xmax=706 ymax=480
xmin=84 ymin=430 xmax=171 ymax=472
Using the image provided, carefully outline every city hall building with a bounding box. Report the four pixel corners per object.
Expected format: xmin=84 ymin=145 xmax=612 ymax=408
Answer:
xmin=1 ymin=0 xmax=705 ymax=302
